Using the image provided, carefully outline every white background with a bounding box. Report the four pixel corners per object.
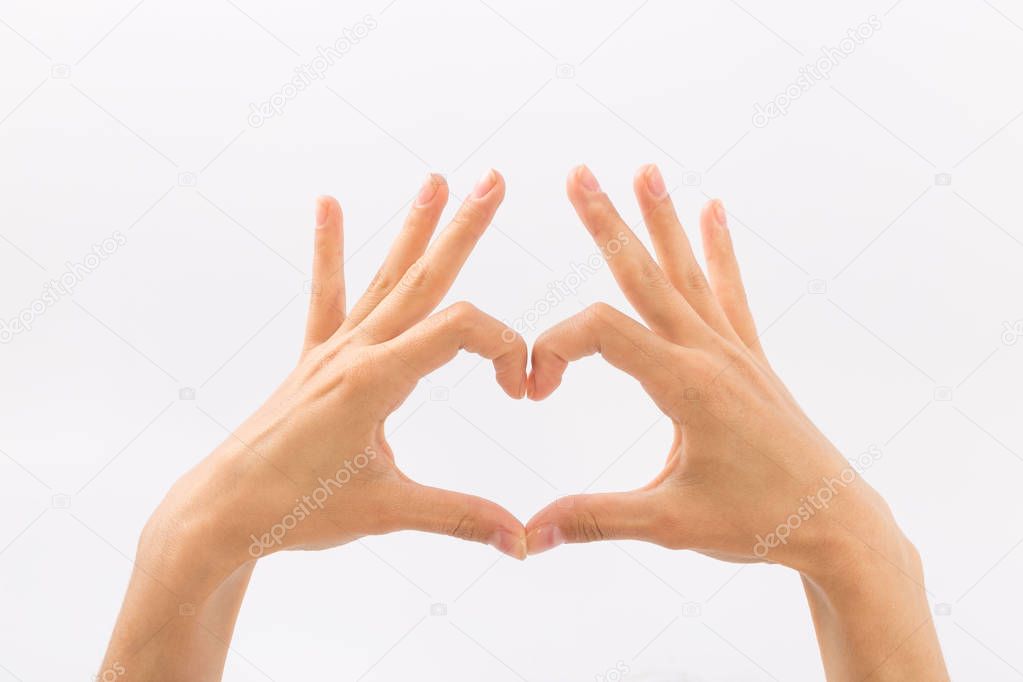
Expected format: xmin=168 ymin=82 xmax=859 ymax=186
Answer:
xmin=2 ymin=1 xmax=1023 ymax=680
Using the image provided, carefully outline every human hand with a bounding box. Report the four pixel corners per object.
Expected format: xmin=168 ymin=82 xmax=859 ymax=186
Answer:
xmin=523 ymin=164 xmax=907 ymax=576
xmin=103 ymin=171 xmax=530 ymax=681
xmin=522 ymin=165 xmax=948 ymax=680
xmin=152 ymin=169 xmax=528 ymax=585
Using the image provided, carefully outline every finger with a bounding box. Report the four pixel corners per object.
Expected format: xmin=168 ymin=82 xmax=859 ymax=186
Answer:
xmin=359 ymin=169 xmax=505 ymax=342
xmin=566 ymin=165 xmax=708 ymax=346
xmin=304 ymin=196 xmax=345 ymax=349
xmin=340 ymin=174 xmax=448 ymax=333
xmin=699 ymin=200 xmax=764 ymax=357
xmin=524 ymin=489 xmax=665 ymax=553
xmin=379 ymin=302 xmax=527 ymax=398
xmin=527 ymin=303 xmax=684 ymax=403
xmin=632 ymin=165 xmax=739 ymax=342
xmin=396 ymin=481 xmax=527 ymax=560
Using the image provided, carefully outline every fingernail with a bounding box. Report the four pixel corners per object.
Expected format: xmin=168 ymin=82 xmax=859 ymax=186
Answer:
xmin=490 ymin=529 xmax=527 ymax=560
xmin=644 ymin=164 xmax=667 ymax=198
xmin=713 ymin=199 xmax=728 ymax=229
xmin=315 ymin=196 xmax=330 ymax=226
xmin=471 ymin=168 xmax=497 ymax=199
xmin=576 ymin=165 xmax=600 ymax=192
xmin=527 ymin=524 xmax=565 ymax=556
xmin=415 ymin=173 xmax=440 ymax=207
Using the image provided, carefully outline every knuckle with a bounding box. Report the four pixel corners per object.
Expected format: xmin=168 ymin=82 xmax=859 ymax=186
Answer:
xmin=683 ymin=266 xmax=710 ymax=293
xmin=574 ymin=510 xmax=608 ymax=542
xmin=367 ymin=267 xmax=393 ymax=294
xmin=586 ymin=201 xmax=618 ymax=237
xmin=453 ymin=200 xmax=488 ymax=230
xmin=445 ymin=513 xmax=485 ymax=543
xmin=396 ymin=259 xmax=430 ymax=294
xmin=508 ymin=331 xmax=527 ymax=354
xmin=582 ymin=302 xmax=615 ymax=328
xmin=637 ymin=258 xmax=672 ymax=291
xmin=444 ymin=301 xmax=479 ymax=328
xmin=343 ymin=352 xmax=379 ymax=391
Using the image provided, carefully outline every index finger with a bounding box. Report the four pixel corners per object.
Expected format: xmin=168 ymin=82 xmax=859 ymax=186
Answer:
xmin=566 ymin=166 xmax=711 ymax=347
xmin=358 ymin=169 xmax=505 ymax=342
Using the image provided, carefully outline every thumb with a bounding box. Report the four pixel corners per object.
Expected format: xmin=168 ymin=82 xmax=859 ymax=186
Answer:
xmin=524 ymin=489 xmax=664 ymax=555
xmin=396 ymin=482 xmax=527 ymax=560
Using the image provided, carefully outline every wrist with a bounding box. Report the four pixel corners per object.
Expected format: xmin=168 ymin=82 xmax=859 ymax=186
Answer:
xmin=138 ymin=459 xmax=255 ymax=600
xmin=797 ymin=510 xmax=923 ymax=593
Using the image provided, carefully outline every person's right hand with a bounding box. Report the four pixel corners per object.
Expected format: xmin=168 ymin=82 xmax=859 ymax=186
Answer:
xmin=147 ymin=169 xmax=528 ymax=594
xmin=103 ymin=170 xmax=530 ymax=682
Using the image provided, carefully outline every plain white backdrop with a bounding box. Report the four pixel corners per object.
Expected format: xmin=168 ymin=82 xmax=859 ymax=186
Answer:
xmin=2 ymin=0 xmax=1023 ymax=679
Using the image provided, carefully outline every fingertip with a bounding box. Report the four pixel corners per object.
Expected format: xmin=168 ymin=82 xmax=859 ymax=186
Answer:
xmin=635 ymin=164 xmax=667 ymax=200
xmin=489 ymin=528 xmax=528 ymax=561
xmin=701 ymin=199 xmax=727 ymax=232
xmin=315 ymin=195 xmax=341 ymax=229
xmin=699 ymin=199 xmax=730 ymax=255
xmin=470 ymin=168 xmax=505 ymax=203
xmin=526 ymin=343 xmax=563 ymax=400
xmin=713 ymin=199 xmax=728 ymax=229
xmin=568 ymin=164 xmax=601 ymax=197
xmin=528 ymin=371 xmax=558 ymax=401
xmin=415 ymin=173 xmax=448 ymax=208
xmin=525 ymin=371 xmax=537 ymax=400
xmin=498 ymin=371 xmax=526 ymax=400
xmin=526 ymin=523 xmax=565 ymax=556
xmin=499 ymin=329 xmax=528 ymax=399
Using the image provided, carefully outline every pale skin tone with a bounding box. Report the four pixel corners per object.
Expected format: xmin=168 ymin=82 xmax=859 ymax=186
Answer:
xmin=101 ymin=167 xmax=947 ymax=682
xmin=101 ymin=169 xmax=529 ymax=681
xmin=524 ymin=165 xmax=948 ymax=681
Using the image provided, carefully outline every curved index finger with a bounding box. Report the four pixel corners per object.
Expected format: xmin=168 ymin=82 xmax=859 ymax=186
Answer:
xmin=359 ymin=168 xmax=506 ymax=342
xmin=527 ymin=302 xmax=683 ymax=405
xmin=379 ymin=301 xmax=527 ymax=399
xmin=566 ymin=165 xmax=710 ymax=347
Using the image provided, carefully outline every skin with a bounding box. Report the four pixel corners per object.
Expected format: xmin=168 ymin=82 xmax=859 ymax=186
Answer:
xmin=100 ymin=169 xmax=529 ymax=682
xmin=100 ymin=166 xmax=948 ymax=682
xmin=523 ymin=164 xmax=948 ymax=681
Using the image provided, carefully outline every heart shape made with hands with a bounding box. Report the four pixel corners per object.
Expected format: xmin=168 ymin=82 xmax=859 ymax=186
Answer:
xmin=292 ymin=163 xmax=857 ymax=569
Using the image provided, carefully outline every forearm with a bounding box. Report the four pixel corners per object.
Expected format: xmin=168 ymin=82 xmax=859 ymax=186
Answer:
xmin=800 ymin=528 xmax=947 ymax=681
xmin=101 ymin=469 xmax=253 ymax=682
